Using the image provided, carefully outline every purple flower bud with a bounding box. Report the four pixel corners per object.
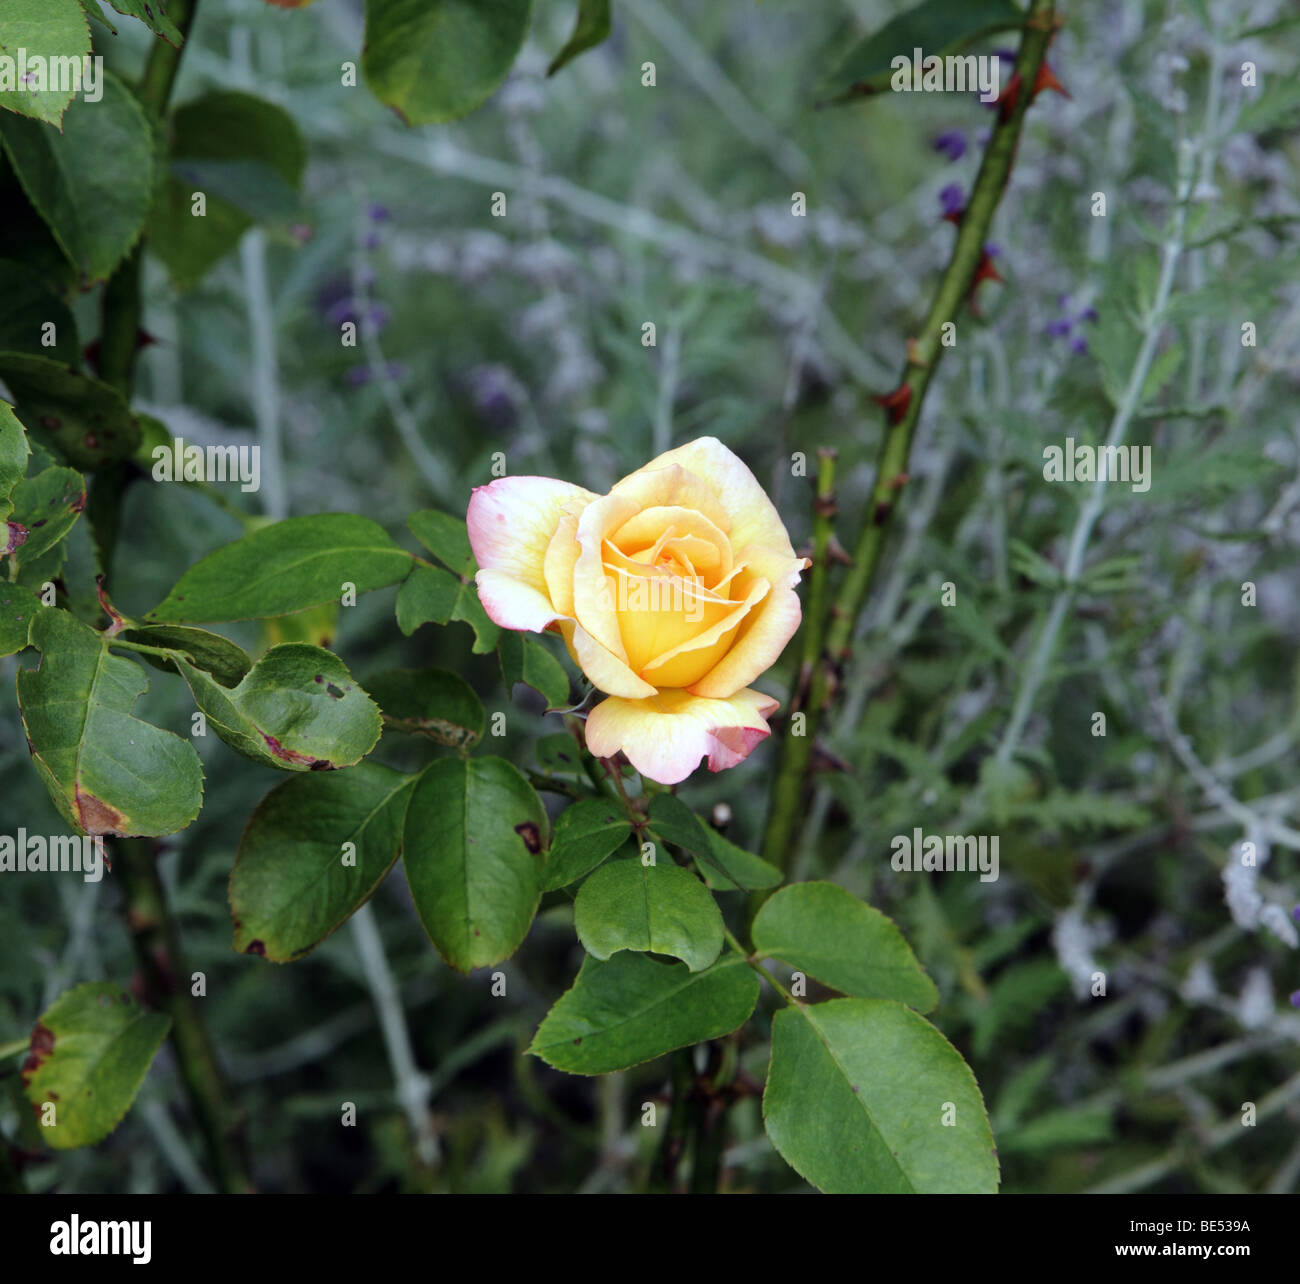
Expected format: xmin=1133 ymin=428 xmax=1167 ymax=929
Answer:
xmin=345 ymin=366 xmax=373 ymax=388
xmin=1070 ymin=336 xmax=1089 ymax=355
xmin=363 ymin=230 xmax=382 ymax=251
xmin=939 ymin=183 xmax=965 ymax=216
xmin=984 ymin=242 xmax=1001 ymax=258
xmin=1291 ymin=990 xmax=1300 ymax=1009
xmin=1292 ymin=905 xmax=1300 ymax=923
xmin=933 ymin=130 xmax=967 ymax=162
xmin=1046 ymin=318 xmax=1073 ymax=338
xmin=385 ymin=361 xmax=408 ymax=381
xmin=326 ymin=299 xmax=359 ymax=326
xmin=1079 ymin=306 xmax=1099 ymax=324
xmin=368 ymin=202 xmax=391 ymax=223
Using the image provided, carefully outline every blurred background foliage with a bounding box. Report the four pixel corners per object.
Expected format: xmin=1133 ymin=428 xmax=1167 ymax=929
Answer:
xmin=3 ymin=0 xmax=1300 ymax=1193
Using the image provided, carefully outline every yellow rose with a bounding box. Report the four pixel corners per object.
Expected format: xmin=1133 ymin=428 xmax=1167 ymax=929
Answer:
xmin=467 ymin=437 xmax=809 ymax=784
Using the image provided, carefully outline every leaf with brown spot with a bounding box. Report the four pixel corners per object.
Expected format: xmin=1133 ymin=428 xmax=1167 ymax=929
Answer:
xmin=21 ymin=982 xmax=170 ymax=1150
xmin=17 ymin=607 xmax=204 ymax=837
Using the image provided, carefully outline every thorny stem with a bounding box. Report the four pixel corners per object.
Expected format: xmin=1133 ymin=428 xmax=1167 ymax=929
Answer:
xmin=91 ymin=0 xmax=253 ymax=1195
xmin=757 ymin=0 xmax=1060 ymax=890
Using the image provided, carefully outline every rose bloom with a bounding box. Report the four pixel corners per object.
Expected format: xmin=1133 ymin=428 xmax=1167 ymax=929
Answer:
xmin=467 ymin=437 xmax=809 ymax=784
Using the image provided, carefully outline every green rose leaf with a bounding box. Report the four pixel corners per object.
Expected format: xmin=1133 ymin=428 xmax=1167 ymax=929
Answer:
xmin=146 ymin=513 xmax=413 ymax=623
xmin=396 ymin=562 xmax=499 ymax=653
xmin=176 ymin=643 xmax=381 ymax=771
xmin=4 ymin=464 xmax=84 ymax=572
xmin=365 ymin=666 xmax=484 ymax=746
xmin=0 ymin=582 xmax=40 ymax=657
xmin=0 ymin=71 xmax=152 ymax=281
xmin=498 ymin=630 xmax=570 ymax=709
xmin=818 ymin=0 xmax=1024 ymax=105
xmin=407 ymin=508 xmax=474 ymax=576
xmin=150 ymin=91 xmax=306 ymax=290
xmin=229 ymin=762 xmax=416 ymax=961
xmin=573 ymin=856 xmax=724 ymax=972
xmin=763 ymin=998 xmax=999 ymax=1193
xmin=0 ymin=0 xmax=91 ymax=126
xmin=17 ymin=609 xmax=204 ymax=836
xmin=0 ymin=353 xmax=140 ymax=470
xmin=21 ymin=982 xmax=171 ymax=1150
xmin=362 ymin=0 xmax=533 ymax=125
xmin=403 ymin=756 xmax=547 ymax=972
xmin=753 ymin=882 xmax=939 ymax=1011
xmin=536 ymin=731 xmax=584 ymax=778
xmin=0 ymin=259 xmax=79 ymax=363
xmin=548 ymin=0 xmax=611 ymax=75
xmin=540 ymin=799 xmax=633 ymax=891
xmin=104 ymin=0 xmax=183 ymax=45
xmin=116 ymin=624 xmax=252 ymax=688
xmin=529 ymin=951 xmax=759 ymax=1075
xmin=0 ymin=400 xmax=31 ymax=524
xmin=646 ymin=792 xmax=782 ymax=891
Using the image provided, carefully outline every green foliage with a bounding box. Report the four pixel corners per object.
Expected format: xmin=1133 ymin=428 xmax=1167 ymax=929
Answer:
xmin=0 ymin=72 xmax=152 ymax=282
xmin=573 ymin=855 xmax=724 ymax=972
xmin=0 ymin=0 xmax=91 ymax=126
xmin=539 ymin=798 xmax=632 ymax=890
xmin=403 ymin=756 xmax=547 ymax=972
xmin=147 ymin=514 xmax=412 ymax=622
xmin=764 ymin=999 xmax=999 ymax=1193
xmin=22 ymin=982 xmax=170 ymax=1149
xmin=529 ymin=952 xmax=760 ymax=1075
xmin=230 ymin=763 xmax=415 ymax=961
xmin=753 ymin=882 xmax=939 ymax=1010
xmin=17 ymin=608 xmax=204 ymax=836
xmin=366 ymin=667 xmax=484 ymax=746
xmin=819 ymin=0 xmax=1024 ymax=104
xmin=362 ymin=0 xmax=533 ymax=125
xmin=548 ymin=0 xmax=612 ymax=76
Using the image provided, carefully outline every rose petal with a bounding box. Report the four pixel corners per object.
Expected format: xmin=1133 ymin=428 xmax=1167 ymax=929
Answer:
xmin=557 ymin=620 xmax=657 ymax=699
xmin=689 ymin=548 xmax=809 ymax=698
xmin=623 ymin=437 xmax=795 ymax=557
xmin=467 ymin=475 xmax=596 ymax=606
xmin=475 ymin=568 xmax=561 ymax=632
xmin=584 ymin=687 xmax=780 ymax=785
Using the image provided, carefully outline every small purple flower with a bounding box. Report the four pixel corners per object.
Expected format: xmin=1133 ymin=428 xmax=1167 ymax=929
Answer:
xmin=1070 ymin=336 xmax=1089 ymax=355
xmin=933 ymin=130 xmax=966 ymax=163
xmin=384 ymin=361 xmax=408 ymax=381
xmin=1292 ymin=905 xmax=1300 ymax=923
xmin=1291 ymin=991 xmax=1300 ymax=1009
xmin=1078 ymin=305 xmax=1099 ymax=324
xmin=363 ymin=229 xmax=382 ymax=251
xmin=326 ymin=299 xmax=359 ymax=326
xmin=984 ymin=242 xmax=1001 ymax=258
xmin=939 ymin=183 xmax=964 ymax=217
xmin=368 ymin=202 xmax=391 ymax=223
xmin=1046 ymin=318 xmax=1072 ymax=338
xmin=345 ymin=366 xmax=372 ymax=388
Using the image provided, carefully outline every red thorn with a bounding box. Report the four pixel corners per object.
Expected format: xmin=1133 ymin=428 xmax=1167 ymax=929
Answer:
xmin=873 ymin=383 xmax=912 ymax=425
xmin=1034 ymin=62 xmax=1070 ymax=100
xmin=996 ymin=71 xmax=1023 ymax=123
xmin=942 ymin=208 xmax=964 ymax=226
xmin=972 ymin=251 xmax=1004 ymax=288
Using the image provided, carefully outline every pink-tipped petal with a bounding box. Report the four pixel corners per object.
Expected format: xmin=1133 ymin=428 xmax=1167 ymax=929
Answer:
xmin=584 ymin=688 xmax=779 ymax=785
